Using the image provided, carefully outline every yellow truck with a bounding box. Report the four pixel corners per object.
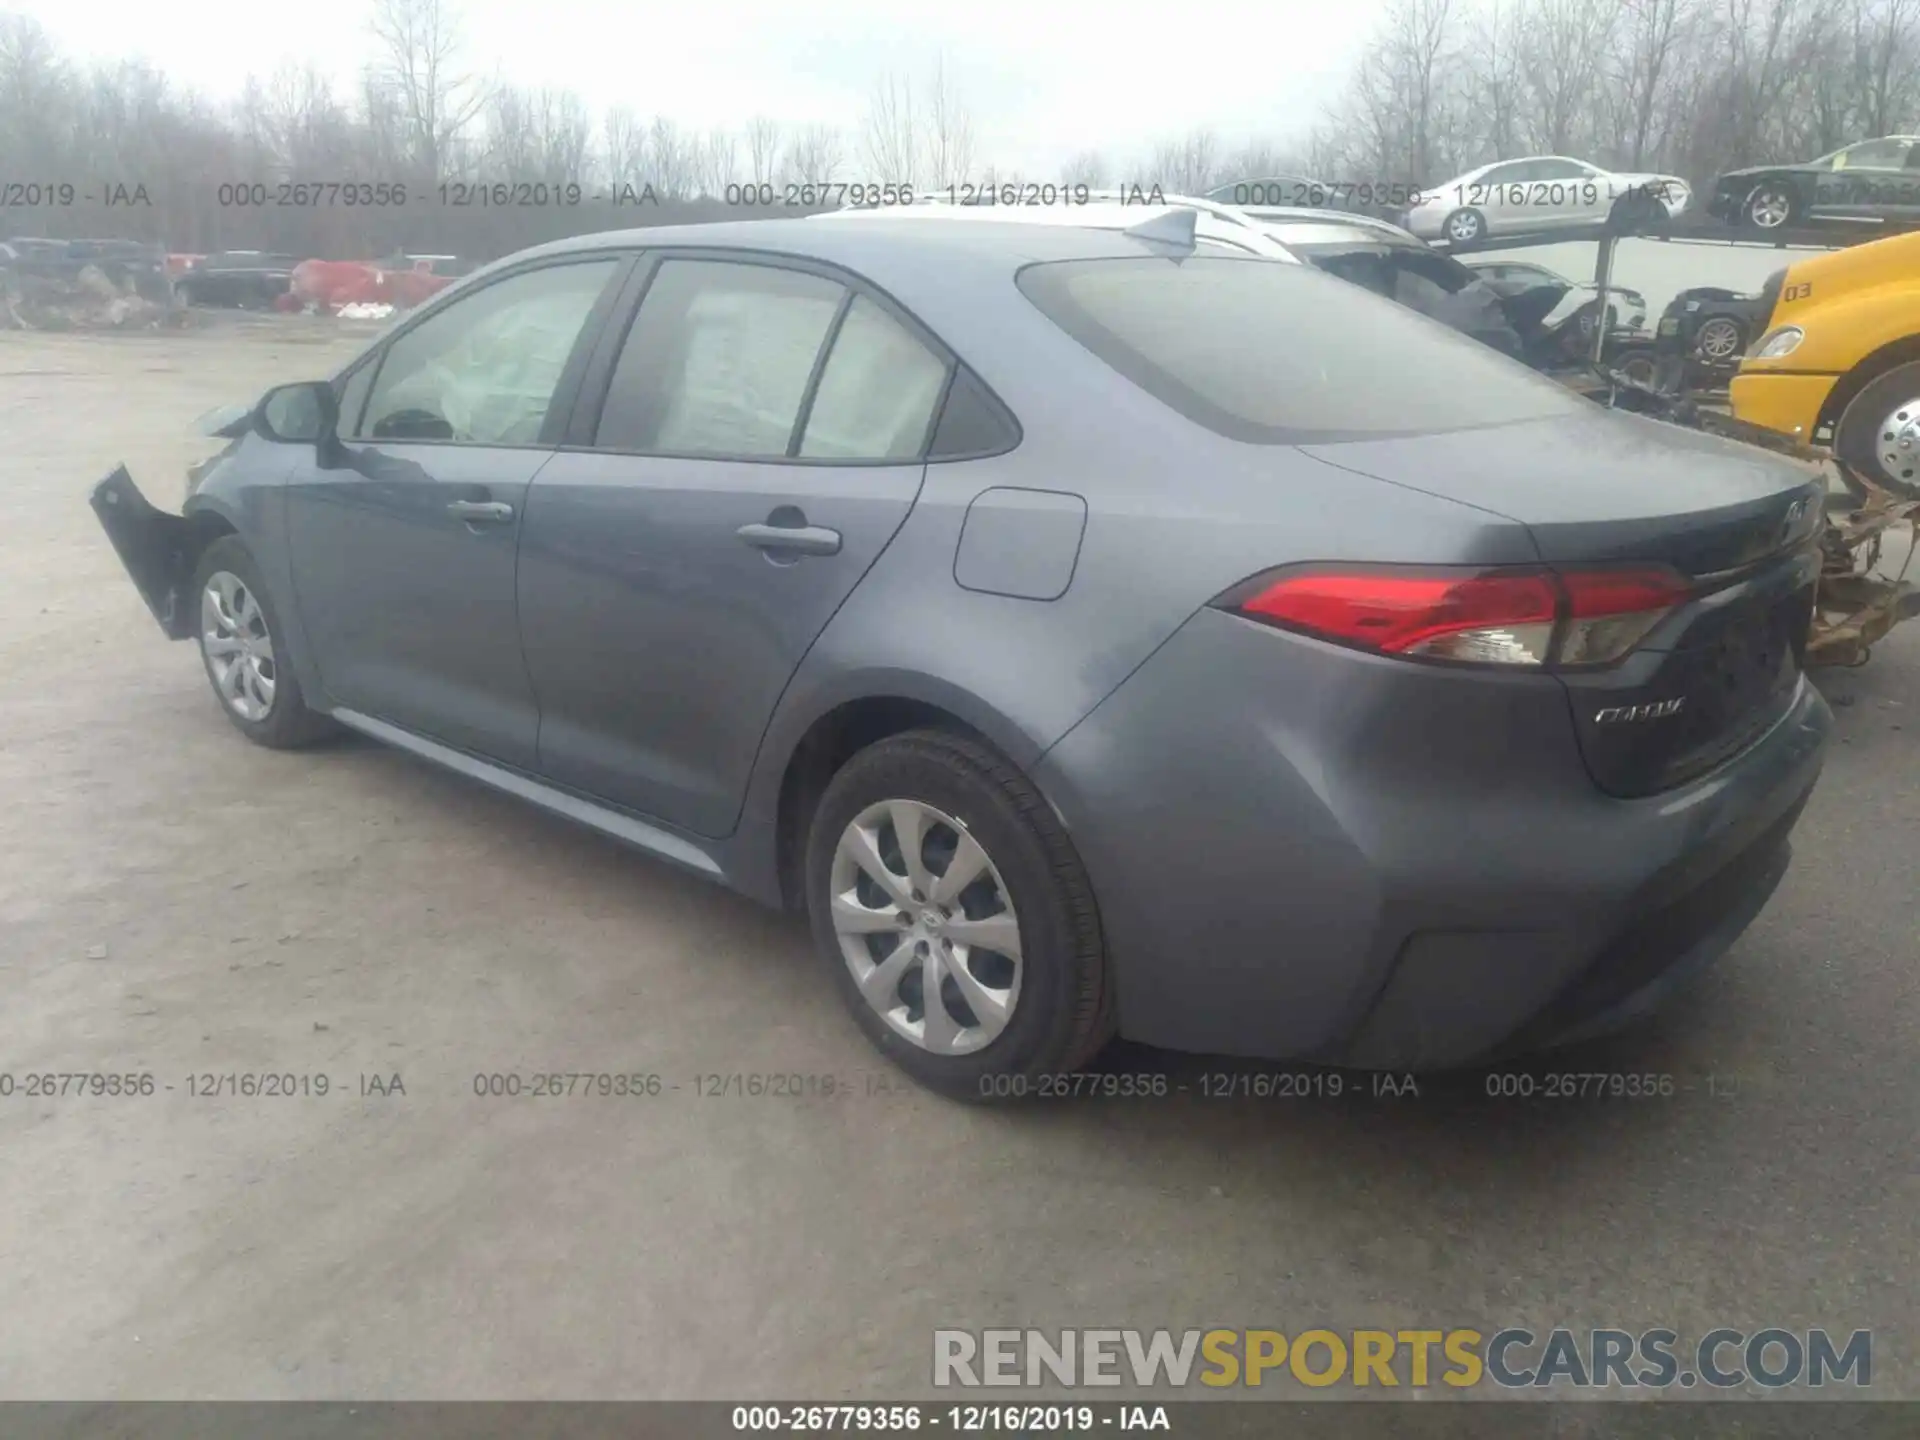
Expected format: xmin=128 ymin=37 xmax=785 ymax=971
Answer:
xmin=1730 ymin=229 xmax=1920 ymax=497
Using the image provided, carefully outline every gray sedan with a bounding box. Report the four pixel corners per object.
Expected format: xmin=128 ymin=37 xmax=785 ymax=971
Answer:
xmin=91 ymin=217 xmax=1830 ymax=1098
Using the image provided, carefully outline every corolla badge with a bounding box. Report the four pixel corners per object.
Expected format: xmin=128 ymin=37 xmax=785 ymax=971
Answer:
xmin=1595 ymin=698 xmax=1686 ymax=724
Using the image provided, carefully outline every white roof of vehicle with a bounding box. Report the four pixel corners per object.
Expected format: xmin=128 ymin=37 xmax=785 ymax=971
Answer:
xmin=815 ymin=195 xmax=1301 ymax=261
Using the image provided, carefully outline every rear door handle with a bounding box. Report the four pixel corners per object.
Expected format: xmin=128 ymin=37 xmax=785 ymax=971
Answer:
xmin=736 ymin=521 xmax=842 ymax=557
xmin=447 ymin=500 xmax=514 ymax=525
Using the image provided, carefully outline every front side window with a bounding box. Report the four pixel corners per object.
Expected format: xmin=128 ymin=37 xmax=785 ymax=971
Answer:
xmin=799 ymin=296 xmax=950 ymax=460
xmin=597 ymin=259 xmax=846 ymax=457
xmin=358 ymin=260 xmax=618 ymax=445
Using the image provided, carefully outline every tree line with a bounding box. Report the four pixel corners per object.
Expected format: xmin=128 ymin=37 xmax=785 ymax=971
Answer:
xmin=0 ymin=0 xmax=1915 ymax=263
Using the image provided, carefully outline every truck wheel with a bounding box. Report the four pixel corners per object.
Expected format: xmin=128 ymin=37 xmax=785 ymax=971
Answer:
xmin=1835 ymin=361 xmax=1920 ymax=500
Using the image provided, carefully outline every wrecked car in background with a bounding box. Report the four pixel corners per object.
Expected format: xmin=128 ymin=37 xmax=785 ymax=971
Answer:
xmin=289 ymin=257 xmax=461 ymax=313
xmin=1 ymin=240 xmax=184 ymax=331
xmin=174 ymin=251 xmax=300 ymax=309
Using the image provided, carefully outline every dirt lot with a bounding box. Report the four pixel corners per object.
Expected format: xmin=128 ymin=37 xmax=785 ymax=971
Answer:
xmin=1 ymin=320 xmax=1916 ymax=1401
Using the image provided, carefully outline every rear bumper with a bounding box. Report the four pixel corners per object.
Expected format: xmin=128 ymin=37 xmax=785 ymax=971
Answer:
xmin=1728 ymin=370 xmax=1839 ymax=442
xmin=1035 ymin=608 xmax=1830 ymax=1070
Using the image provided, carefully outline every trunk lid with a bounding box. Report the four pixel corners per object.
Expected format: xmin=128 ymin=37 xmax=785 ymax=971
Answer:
xmin=1301 ymin=407 xmax=1823 ymax=796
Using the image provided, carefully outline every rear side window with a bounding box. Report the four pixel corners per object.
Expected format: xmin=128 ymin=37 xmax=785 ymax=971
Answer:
xmin=597 ymin=259 xmax=845 ymax=457
xmin=1017 ymin=257 xmax=1585 ymax=442
xmin=799 ymin=295 xmax=950 ymax=460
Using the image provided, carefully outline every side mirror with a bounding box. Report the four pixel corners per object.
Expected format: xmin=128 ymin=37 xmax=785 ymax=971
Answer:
xmin=254 ymin=381 xmax=338 ymax=445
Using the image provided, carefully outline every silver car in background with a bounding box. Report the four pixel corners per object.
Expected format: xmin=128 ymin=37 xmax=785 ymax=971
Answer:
xmin=1408 ymin=156 xmax=1692 ymax=244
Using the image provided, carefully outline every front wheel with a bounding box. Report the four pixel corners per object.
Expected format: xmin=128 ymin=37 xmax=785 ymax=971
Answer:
xmin=1442 ymin=207 xmax=1487 ymax=244
xmin=1835 ymin=360 xmax=1920 ymax=500
xmin=1743 ymin=183 xmax=1798 ymax=231
xmin=191 ymin=536 xmax=338 ymax=747
xmin=1694 ymin=316 xmax=1746 ymax=364
xmin=804 ymin=729 xmax=1112 ymax=1101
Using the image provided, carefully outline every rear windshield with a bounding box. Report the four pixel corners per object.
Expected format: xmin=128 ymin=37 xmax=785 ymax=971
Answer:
xmin=1015 ymin=256 xmax=1587 ymax=442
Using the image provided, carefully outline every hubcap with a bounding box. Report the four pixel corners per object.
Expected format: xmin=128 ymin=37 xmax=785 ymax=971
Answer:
xmin=1697 ymin=318 xmax=1742 ymax=361
xmin=1447 ymin=210 xmax=1480 ymax=241
xmin=1749 ymin=189 xmax=1791 ymax=228
xmin=200 ymin=571 xmax=277 ymax=721
xmin=1876 ymin=395 xmax=1920 ymax=487
xmin=828 ymin=799 xmax=1023 ymax=1056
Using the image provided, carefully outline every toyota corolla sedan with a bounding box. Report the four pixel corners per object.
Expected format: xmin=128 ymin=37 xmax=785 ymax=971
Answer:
xmin=91 ymin=217 xmax=1829 ymax=1098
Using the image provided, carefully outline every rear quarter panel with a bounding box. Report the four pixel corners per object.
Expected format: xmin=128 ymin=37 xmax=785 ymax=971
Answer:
xmin=739 ymin=296 xmax=1547 ymax=835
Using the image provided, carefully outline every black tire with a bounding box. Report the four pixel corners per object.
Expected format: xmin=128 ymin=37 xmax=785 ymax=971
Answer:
xmin=804 ymin=728 xmax=1112 ymax=1101
xmin=189 ymin=536 xmax=338 ymax=748
xmin=1835 ymin=360 xmax=1920 ymax=500
xmin=1742 ymin=182 xmax=1799 ymax=232
xmin=1442 ymin=207 xmax=1486 ymax=244
xmin=1694 ymin=315 xmax=1747 ymax=365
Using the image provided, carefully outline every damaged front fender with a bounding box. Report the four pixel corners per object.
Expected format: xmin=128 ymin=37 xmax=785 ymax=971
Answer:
xmin=89 ymin=467 xmax=198 ymax=639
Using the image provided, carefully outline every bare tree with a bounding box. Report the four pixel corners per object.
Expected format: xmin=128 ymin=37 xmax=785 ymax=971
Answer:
xmin=1059 ymin=149 xmax=1111 ymax=187
xmin=745 ymin=115 xmax=782 ymax=185
xmin=1611 ymin=0 xmax=1699 ymax=166
xmin=921 ymin=52 xmax=975 ymax=185
xmin=367 ymin=0 xmax=490 ymax=180
xmin=1516 ymin=0 xmax=1619 ymax=155
xmin=782 ymin=122 xmax=844 ymax=184
xmin=861 ymin=72 xmax=919 ymax=182
xmin=695 ymin=128 xmax=739 ymax=196
xmin=1146 ymin=128 xmax=1221 ymax=192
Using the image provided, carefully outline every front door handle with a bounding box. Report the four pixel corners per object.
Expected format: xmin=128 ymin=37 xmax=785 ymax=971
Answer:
xmin=736 ymin=521 xmax=842 ymax=557
xmin=447 ymin=499 xmax=515 ymax=525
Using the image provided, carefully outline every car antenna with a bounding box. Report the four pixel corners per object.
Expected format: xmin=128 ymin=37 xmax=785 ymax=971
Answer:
xmin=1123 ymin=207 xmax=1198 ymax=251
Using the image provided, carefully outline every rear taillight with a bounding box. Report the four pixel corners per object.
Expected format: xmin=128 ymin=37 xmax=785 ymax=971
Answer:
xmin=1221 ymin=565 xmax=1690 ymax=668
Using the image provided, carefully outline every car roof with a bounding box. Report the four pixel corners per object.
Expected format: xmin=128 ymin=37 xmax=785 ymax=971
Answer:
xmin=811 ymin=198 xmax=1300 ymax=260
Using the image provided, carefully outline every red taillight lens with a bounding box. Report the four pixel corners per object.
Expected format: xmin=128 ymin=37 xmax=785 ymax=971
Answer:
xmin=1224 ymin=565 xmax=1689 ymax=668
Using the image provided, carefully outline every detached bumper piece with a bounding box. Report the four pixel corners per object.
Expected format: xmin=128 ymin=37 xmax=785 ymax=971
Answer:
xmin=90 ymin=467 xmax=196 ymax=639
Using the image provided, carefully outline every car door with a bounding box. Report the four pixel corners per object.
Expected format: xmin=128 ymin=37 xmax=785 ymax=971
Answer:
xmin=283 ymin=254 xmax=627 ymax=768
xmin=1468 ymin=160 xmax=1531 ymax=235
xmin=1541 ymin=158 xmax=1610 ymax=226
xmin=1816 ymin=138 xmax=1911 ymax=218
xmin=517 ymin=253 xmax=953 ymax=836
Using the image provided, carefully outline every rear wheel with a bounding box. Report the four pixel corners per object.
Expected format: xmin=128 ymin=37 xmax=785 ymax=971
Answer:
xmin=191 ymin=536 xmax=337 ymax=748
xmin=804 ymin=729 xmax=1111 ymax=1101
xmin=1835 ymin=360 xmax=1920 ymax=500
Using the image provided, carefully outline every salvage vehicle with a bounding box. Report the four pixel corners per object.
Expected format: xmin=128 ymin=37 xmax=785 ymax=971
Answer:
xmin=1655 ymin=285 xmax=1770 ymax=381
xmin=1405 ymin=156 xmax=1690 ymax=244
xmin=1708 ymin=136 xmax=1920 ymax=234
xmin=91 ymin=217 xmax=1831 ymax=1094
xmin=1463 ymin=258 xmax=1651 ymax=369
xmin=2 ymin=236 xmax=171 ymax=301
xmin=1728 ymin=228 xmax=1920 ymax=496
xmin=174 ymin=251 xmax=300 ymax=308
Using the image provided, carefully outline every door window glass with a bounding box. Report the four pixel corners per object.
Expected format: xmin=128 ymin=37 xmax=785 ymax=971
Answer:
xmin=358 ymin=260 xmax=617 ymax=445
xmin=799 ymin=296 xmax=950 ymax=460
xmin=597 ymin=260 xmax=846 ymax=457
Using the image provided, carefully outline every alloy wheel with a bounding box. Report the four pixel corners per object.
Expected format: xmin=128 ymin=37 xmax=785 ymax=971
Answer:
xmin=1446 ymin=210 xmax=1483 ymax=242
xmin=1875 ymin=394 xmax=1920 ymax=489
xmin=1696 ymin=318 xmax=1744 ymax=362
xmin=201 ymin=571 xmax=277 ymax=721
xmin=1747 ymin=187 xmax=1792 ymax=229
xmin=828 ymin=798 xmax=1023 ymax=1055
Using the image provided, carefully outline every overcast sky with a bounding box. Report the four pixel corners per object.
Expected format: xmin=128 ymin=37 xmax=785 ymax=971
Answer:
xmin=9 ymin=0 xmax=1376 ymax=175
